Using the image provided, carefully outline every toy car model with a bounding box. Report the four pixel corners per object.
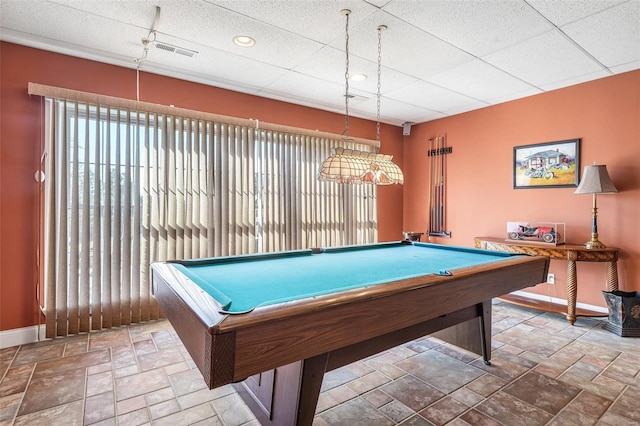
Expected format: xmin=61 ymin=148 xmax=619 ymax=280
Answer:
xmin=508 ymin=225 xmax=556 ymax=243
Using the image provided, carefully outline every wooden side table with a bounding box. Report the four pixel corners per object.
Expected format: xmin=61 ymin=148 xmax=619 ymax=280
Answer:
xmin=474 ymin=237 xmax=619 ymax=325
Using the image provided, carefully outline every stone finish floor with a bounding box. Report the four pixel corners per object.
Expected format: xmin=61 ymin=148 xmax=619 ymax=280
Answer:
xmin=1 ymin=301 xmax=639 ymax=425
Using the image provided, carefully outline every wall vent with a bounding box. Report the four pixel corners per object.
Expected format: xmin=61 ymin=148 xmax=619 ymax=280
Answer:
xmin=154 ymin=41 xmax=198 ymax=58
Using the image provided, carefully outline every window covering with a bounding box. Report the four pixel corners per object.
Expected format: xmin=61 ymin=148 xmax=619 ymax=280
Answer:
xmin=33 ymin=83 xmax=378 ymax=338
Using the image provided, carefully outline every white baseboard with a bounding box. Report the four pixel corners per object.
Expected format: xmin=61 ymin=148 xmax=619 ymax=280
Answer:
xmin=510 ymin=290 xmax=608 ymax=314
xmin=0 ymin=324 xmax=47 ymax=349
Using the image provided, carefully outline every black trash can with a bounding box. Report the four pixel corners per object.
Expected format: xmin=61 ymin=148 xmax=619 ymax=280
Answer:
xmin=602 ymin=290 xmax=640 ymax=337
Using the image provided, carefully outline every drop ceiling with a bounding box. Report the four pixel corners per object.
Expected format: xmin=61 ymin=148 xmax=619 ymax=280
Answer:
xmin=1 ymin=0 xmax=639 ymax=126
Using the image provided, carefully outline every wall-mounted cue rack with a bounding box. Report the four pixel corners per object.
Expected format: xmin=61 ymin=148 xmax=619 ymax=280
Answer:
xmin=428 ymin=135 xmax=452 ymax=238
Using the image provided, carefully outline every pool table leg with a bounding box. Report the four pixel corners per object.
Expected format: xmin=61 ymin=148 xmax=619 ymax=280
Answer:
xmin=237 ymin=354 xmax=330 ymax=426
xmin=296 ymin=353 xmax=330 ymax=425
xmin=480 ymin=300 xmax=492 ymax=365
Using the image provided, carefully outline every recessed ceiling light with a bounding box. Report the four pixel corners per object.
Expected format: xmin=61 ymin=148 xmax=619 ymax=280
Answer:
xmin=350 ymin=73 xmax=367 ymax=81
xmin=233 ymin=35 xmax=256 ymax=47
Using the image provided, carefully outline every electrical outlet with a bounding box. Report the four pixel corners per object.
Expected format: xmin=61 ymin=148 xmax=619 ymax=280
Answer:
xmin=547 ymin=273 xmax=555 ymax=284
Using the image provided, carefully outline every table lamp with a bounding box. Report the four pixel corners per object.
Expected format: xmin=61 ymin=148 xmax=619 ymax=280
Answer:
xmin=574 ymin=164 xmax=618 ymax=249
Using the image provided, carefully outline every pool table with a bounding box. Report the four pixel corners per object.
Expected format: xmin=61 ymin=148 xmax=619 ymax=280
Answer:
xmin=151 ymin=241 xmax=549 ymax=425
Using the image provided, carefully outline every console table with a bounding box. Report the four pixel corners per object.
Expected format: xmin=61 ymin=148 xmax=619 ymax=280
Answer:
xmin=474 ymin=237 xmax=619 ymax=325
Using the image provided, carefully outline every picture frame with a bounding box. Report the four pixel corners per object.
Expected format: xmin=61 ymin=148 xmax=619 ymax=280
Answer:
xmin=513 ymin=138 xmax=580 ymax=189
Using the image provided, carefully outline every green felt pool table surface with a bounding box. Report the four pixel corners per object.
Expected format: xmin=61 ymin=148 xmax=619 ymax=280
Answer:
xmin=169 ymin=241 xmax=523 ymax=314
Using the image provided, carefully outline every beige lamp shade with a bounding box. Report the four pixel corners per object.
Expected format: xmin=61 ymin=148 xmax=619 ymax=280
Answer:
xmin=574 ymin=164 xmax=618 ymax=194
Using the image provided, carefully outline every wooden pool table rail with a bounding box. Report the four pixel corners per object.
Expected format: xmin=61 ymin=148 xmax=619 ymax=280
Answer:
xmin=152 ymin=254 xmax=549 ymax=389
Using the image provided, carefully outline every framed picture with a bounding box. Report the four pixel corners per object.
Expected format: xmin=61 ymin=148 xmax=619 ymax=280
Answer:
xmin=513 ymin=139 xmax=580 ymax=189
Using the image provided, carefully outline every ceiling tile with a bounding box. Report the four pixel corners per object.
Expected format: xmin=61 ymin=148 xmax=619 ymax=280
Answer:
xmin=428 ymin=59 xmax=538 ymax=103
xmin=560 ymin=1 xmax=640 ymax=69
xmin=330 ymin=9 xmax=475 ymax=79
xmin=488 ymin=87 xmax=544 ymax=105
xmin=144 ymin=1 xmax=326 ymax=70
xmin=526 ymin=0 xmax=628 ymax=26
xmin=440 ymin=101 xmax=493 ymax=118
xmin=47 ymin=0 xmax=158 ymax=27
xmin=1 ymin=0 xmax=144 ymax=58
xmin=385 ymin=80 xmax=484 ymax=114
xmin=538 ymin=69 xmax=612 ymax=92
xmin=292 ymin=45 xmax=419 ymax=95
xmin=382 ymin=0 xmax=554 ymax=56
xmin=351 ymin=97 xmax=444 ymax=125
xmin=610 ymin=59 xmax=640 ymax=75
xmin=483 ymin=30 xmax=605 ymax=88
xmin=148 ymin=45 xmax=289 ymax=92
xmin=261 ymin=70 xmax=349 ymax=112
xmin=208 ymin=0 xmax=380 ymax=45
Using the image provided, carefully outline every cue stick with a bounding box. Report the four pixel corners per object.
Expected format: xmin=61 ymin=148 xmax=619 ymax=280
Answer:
xmin=435 ymin=135 xmax=443 ymax=233
xmin=440 ymin=134 xmax=447 ymax=233
xmin=438 ymin=136 xmax=444 ymax=233
xmin=432 ymin=136 xmax=438 ymax=234
xmin=438 ymin=135 xmax=443 ymax=233
xmin=429 ymin=137 xmax=436 ymax=234
xmin=428 ymin=137 xmax=432 ymax=233
xmin=435 ymin=136 xmax=439 ymax=233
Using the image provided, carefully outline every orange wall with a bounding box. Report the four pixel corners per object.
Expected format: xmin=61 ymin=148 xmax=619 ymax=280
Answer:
xmin=403 ymin=70 xmax=640 ymax=307
xmin=2 ymin=41 xmax=637 ymax=332
xmin=0 ymin=42 xmax=403 ymax=331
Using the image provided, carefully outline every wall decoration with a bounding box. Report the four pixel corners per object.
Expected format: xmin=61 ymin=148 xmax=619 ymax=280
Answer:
xmin=513 ymin=139 xmax=580 ymax=189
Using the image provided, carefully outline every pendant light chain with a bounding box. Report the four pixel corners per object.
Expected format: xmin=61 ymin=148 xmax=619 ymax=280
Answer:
xmin=343 ymin=9 xmax=351 ymax=139
xmin=376 ymin=25 xmax=386 ymax=147
xmin=317 ymin=11 xmax=403 ymax=185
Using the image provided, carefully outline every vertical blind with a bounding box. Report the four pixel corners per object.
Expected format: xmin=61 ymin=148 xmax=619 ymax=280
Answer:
xmin=42 ymin=97 xmax=377 ymax=338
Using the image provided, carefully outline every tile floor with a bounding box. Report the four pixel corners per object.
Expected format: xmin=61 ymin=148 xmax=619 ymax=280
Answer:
xmin=1 ymin=301 xmax=639 ymax=425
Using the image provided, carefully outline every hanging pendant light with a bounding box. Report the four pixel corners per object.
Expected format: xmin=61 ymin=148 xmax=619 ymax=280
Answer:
xmin=317 ymin=147 xmax=368 ymax=183
xmin=362 ymin=24 xmax=403 ymax=185
xmin=317 ymin=11 xmax=403 ymax=185
xmin=318 ymin=9 xmax=367 ymax=183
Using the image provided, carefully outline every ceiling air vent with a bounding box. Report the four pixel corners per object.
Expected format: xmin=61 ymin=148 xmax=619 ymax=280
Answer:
xmin=154 ymin=41 xmax=198 ymax=58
